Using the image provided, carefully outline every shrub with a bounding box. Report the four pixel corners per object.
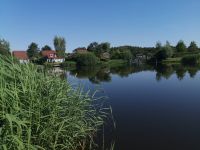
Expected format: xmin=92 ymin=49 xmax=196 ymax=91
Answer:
xmin=111 ymin=50 xmax=132 ymax=61
xmin=0 ymin=57 xmax=105 ymax=150
xmin=155 ymin=45 xmax=173 ymax=61
xmin=76 ymin=52 xmax=99 ymax=67
xmin=181 ymin=54 xmax=200 ymax=65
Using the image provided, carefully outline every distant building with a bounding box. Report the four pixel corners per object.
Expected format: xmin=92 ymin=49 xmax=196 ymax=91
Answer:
xmin=100 ymin=52 xmax=110 ymax=60
xmin=41 ymin=50 xmax=64 ymax=63
xmin=73 ymin=47 xmax=87 ymax=54
xmin=12 ymin=51 xmax=29 ymax=63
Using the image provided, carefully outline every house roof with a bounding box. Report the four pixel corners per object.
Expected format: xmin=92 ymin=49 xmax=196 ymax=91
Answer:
xmin=12 ymin=51 xmax=29 ymax=60
xmin=73 ymin=47 xmax=87 ymax=53
xmin=41 ymin=50 xmax=65 ymax=59
xmin=42 ymin=50 xmax=56 ymax=57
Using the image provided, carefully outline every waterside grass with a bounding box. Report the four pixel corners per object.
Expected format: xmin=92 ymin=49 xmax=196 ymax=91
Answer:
xmin=0 ymin=57 xmax=106 ymax=150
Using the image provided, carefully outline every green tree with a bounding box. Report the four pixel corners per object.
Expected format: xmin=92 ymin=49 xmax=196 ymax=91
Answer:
xmin=188 ymin=41 xmax=198 ymax=52
xmin=0 ymin=39 xmax=10 ymax=56
xmin=120 ymin=50 xmax=133 ymax=60
xmin=27 ymin=42 xmax=39 ymax=59
xmin=155 ymin=43 xmax=173 ymax=61
xmin=176 ymin=40 xmax=187 ymax=52
xmin=155 ymin=41 xmax=162 ymax=51
xmin=96 ymin=42 xmax=111 ymax=57
xmin=87 ymin=42 xmax=98 ymax=52
xmin=53 ymin=36 xmax=66 ymax=57
xmin=76 ymin=53 xmax=99 ymax=66
xmin=41 ymin=45 xmax=52 ymax=51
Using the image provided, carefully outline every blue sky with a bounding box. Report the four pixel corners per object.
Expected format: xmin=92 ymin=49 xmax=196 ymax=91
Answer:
xmin=1 ymin=0 xmax=200 ymax=52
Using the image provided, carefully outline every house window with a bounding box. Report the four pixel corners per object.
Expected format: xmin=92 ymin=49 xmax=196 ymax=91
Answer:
xmin=50 ymin=54 xmax=53 ymax=57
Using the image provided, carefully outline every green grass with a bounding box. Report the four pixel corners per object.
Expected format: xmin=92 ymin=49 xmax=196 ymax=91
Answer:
xmin=162 ymin=52 xmax=200 ymax=65
xmin=162 ymin=57 xmax=182 ymax=64
xmin=101 ymin=59 xmax=127 ymax=68
xmin=0 ymin=57 xmax=107 ymax=150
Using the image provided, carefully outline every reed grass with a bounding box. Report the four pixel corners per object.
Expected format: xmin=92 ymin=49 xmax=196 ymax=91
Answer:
xmin=0 ymin=57 xmax=106 ymax=150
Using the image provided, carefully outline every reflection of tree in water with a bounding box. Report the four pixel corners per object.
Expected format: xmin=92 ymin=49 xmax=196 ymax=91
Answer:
xmin=89 ymin=68 xmax=112 ymax=84
xmin=69 ymin=66 xmax=111 ymax=84
xmin=70 ymin=66 xmax=100 ymax=78
xmin=67 ymin=63 xmax=200 ymax=83
xmin=155 ymin=64 xmax=174 ymax=80
xmin=175 ymin=66 xmax=187 ymax=80
xmin=110 ymin=66 xmax=134 ymax=77
xmin=154 ymin=64 xmax=200 ymax=81
xmin=188 ymin=67 xmax=199 ymax=78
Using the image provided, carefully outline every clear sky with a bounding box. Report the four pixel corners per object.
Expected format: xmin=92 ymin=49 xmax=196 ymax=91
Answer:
xmin=1 ymin=0 xmax=200 ymax=52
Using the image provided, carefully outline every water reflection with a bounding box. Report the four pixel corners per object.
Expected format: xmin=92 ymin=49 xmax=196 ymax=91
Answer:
xmin=66 ymin=64 xmax=200 ymax=83
xmin=63 ymin=64 xmax=200 ymax=150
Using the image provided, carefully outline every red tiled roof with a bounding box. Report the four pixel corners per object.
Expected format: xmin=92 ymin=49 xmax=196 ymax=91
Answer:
xmin=41 ymin=50 xmax=57 ymax=59
xmin=12 ymin=51 xmax=29 ymax=60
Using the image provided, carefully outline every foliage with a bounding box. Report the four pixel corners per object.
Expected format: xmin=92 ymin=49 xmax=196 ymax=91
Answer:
xmin=154 ymin=43 xmax=173 ymax=61
xmin=76 ymin=52 xmax=99 ymax=67
xmin=0 ymin=39 xmax=10 ymax=56
xmin=176 ymin=40 xmax=187 ymax=52
xmin=120 ymin=50 xmax=132 ymax=60
xmin=181 ymin=54 xmax=200 ymax=65
xmin=0 ymin=57 xmax=105 ymax=150
xmin=188 ymin=41 xmax=198 ymax=52
xmin=155 ymin=41 xmax=162 ymax=51
xmin=26 ymin=42 xmax=40 ymax=60
xmin=87 ymin=42 xmax=111 ymax=57
xmin=41 ymin=45 xmax=52 ymax=51
xmin=61 ymin=61 xmax=77 ymax=68
xmin=87 ymin=42 xmax=99 ymax=52
xmin=53 ymin=36 xmax=66 ymax=57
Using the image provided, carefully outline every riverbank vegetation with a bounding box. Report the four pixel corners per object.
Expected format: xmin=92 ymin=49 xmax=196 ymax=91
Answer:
xmin=0 ymin=56 xmax=107 ymax=150
xmin=2 ymin=36 xmax=200 ymax=67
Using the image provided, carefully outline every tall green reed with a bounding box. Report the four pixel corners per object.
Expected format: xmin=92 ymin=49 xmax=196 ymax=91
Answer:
xmin=0 ymin=57 xmax=106 ymax=150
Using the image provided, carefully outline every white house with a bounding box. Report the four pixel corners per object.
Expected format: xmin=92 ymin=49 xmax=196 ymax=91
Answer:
xmin=41 ymin=50 xmax=65 ymax=63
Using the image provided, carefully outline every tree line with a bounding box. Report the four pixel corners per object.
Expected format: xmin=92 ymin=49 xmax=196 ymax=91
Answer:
xmin=1 ymin=37 xmax=200 ymax=65
xmin=26 ymin=36 xmax=66 ymax=60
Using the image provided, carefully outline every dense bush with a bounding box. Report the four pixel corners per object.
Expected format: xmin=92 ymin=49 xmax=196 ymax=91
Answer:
xmin=76 ymin=52 xmax=99 ymax=66
xmin=111 ymin=50 xmax=132 ymax=61
xmin=181 ymin=54 xmax=200 ymax=65
xmin=154 ymin=45 xmax=173 ymax=61
xmin=0 ymin=57 xmax=105 ymax=150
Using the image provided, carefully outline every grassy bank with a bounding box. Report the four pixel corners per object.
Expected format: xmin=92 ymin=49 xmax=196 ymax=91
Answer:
xmin=102 ymin=59 xmax=128 ymax=68
xmin=162 ymin=57 xmax=182 ymax=64
xmin=61 ymin=59 xmax=128 ymax=70
xmin=162 ymin=53 xmax=200 ymax=65
xmin=0 ymin=57 xmax=106 ymax=150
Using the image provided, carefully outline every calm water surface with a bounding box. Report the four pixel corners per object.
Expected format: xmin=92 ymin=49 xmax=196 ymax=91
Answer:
xmin=66 ymin=64 xmax=200 ymax=150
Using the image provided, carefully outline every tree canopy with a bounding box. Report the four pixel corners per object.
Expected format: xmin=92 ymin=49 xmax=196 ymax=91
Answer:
xmin=176 ymin=40 xmax=187 ymax=52
xmin=27 ymin=42 xmax=39 ymax=59
xmin=0 ymin=39 xmax=10 ymax=56
xmin=155 ymin=42 xmax=173 ymax=61
xmin=188 ymin=41 xmax=198 ymax=51
xmin=76 ymin=53 xmax=99 ymax=67
xmin=53 ymin=36 xmax=66 ymax=57
xmin=87 ymin=42 xmax=111 ymax=57
xmin=41 ymin=45 xmax=52 ymax=51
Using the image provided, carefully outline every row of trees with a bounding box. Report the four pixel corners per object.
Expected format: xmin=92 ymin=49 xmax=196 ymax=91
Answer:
xmin=27 ymin=36 xmax=66 ymax=60
xmin=71 ymin=40 xmax=200 ymax=66
xmin=154 ymin=40 xmax=200 ymax=61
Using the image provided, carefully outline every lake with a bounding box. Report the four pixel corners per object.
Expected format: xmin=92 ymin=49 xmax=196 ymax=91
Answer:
xmin=65 ymin=64 xmax=200 ymax=150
